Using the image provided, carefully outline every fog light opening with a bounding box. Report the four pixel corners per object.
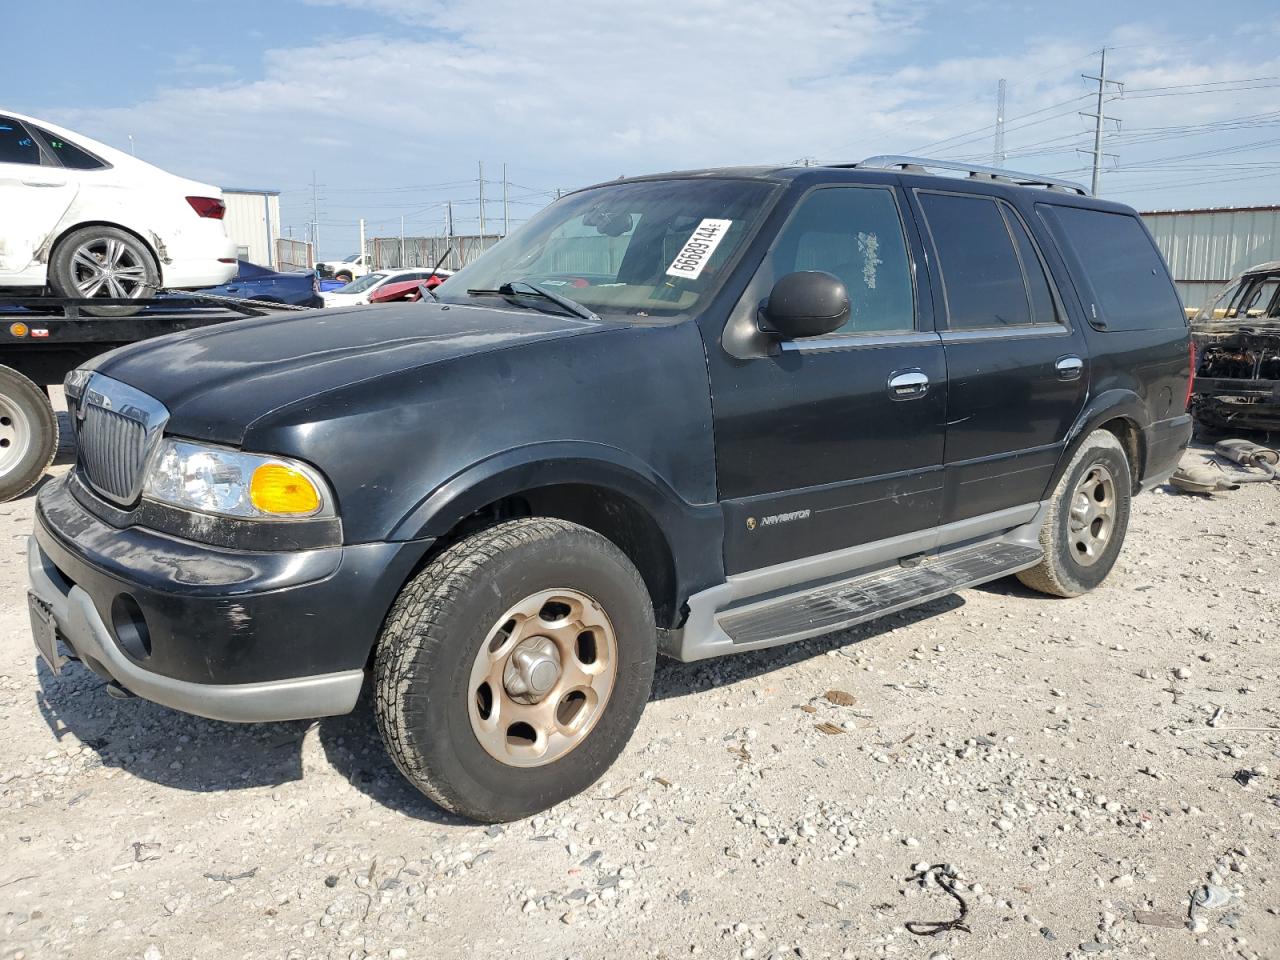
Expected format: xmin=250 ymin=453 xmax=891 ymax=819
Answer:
xmin=110 ymin=594 xmax=152 ymax=660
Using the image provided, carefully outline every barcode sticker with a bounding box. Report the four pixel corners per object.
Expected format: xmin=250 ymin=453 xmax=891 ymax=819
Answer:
xmin=666 ymin=219 xmax=733 ymax=280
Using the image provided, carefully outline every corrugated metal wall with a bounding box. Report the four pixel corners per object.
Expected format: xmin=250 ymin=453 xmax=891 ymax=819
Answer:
xmin=223 ymin=190 xmax=281 ymax=268
xmin=1141 ymin=206 xmax=1280 ymax=310
xmin=366 ymin=235 xmax=501 ymax=271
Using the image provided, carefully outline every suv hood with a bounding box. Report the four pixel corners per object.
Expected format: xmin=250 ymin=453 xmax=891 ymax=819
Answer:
xmin=90 ymin=302 xmax=603 ymax=445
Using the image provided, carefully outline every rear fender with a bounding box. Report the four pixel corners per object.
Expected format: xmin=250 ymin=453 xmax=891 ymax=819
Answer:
xmin=1046 ymin=388 xmax=1149 ymax=492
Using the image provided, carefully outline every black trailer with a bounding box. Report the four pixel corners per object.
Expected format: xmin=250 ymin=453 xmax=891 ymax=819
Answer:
xmin=0 ymin=295 xmax=305 ymax=500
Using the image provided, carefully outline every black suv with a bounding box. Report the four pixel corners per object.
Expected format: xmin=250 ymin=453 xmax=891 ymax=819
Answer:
xmin=29 ymin=157 xmax=1192 ymax=822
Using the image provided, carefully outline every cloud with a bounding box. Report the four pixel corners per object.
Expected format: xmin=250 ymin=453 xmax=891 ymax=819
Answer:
xmin=28 ymin=0 xmax=1280 ymax=251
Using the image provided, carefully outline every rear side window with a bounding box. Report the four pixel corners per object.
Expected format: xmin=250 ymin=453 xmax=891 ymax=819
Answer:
xmin=1039 ymin=205 xmax=1184 ymax=330
xmin=0 ymin=117 xmax=42 ymax=165
xmin=918 ymin=192 xmax=1033 ymax=329
xmin=33 ymin=125 xmax=107 ymax=170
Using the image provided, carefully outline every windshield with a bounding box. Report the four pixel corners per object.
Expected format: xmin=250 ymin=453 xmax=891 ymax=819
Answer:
xmin=342 ymin=253 xmax=361 ymax=263
xmin=337 ymin=272 xmax=388 ymax=294
xmin=437 ymin=178 xmax=778 ymax=317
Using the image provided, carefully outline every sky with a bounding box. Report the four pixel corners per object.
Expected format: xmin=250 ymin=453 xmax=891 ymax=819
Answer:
xmin=7 ymin=0 xmax=1279 ymax=259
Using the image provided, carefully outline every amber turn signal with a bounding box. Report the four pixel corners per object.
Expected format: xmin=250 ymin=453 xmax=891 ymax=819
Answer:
xmin=249 ymin=463 xmax=322 ymax=515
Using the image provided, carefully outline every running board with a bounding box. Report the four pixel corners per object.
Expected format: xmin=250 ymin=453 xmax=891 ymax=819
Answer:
xmin=717 ymin=541 xmax=1042 ymax=648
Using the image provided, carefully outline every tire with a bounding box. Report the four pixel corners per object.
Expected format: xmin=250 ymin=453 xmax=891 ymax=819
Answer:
xmin=1017 ymin=429 xmax=1132 ymax=598
xmin=48 ymin=226 xmax=159 ymax=318
xmin=374 ymin=518 xmax=657 ymax=822
xmin=0 ymin=366 xmax=57 ymax=501
xmin=334 ymin=271 xmax=354 ymax=283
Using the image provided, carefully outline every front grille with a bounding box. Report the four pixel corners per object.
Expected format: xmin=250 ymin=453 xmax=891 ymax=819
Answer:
xmin=72 ymin=375 xmax=169 ymax=506
xmin=77 ymin=404 xmax=149 ymax=502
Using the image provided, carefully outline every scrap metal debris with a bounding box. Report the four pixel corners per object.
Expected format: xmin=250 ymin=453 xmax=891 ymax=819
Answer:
xmin=203 ymin=867 xmax=258 ymax=883
xmin=904 ymin=863 xmax=971 ymax=937
xmin=1170 ymin=439 xmax=1279 ymax=493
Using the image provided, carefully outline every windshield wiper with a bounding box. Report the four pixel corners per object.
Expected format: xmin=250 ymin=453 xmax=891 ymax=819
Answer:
xmin=467 ymin=279 xmax=600 ymax=323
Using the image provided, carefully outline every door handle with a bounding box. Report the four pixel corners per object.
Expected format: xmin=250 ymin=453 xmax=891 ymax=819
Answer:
xmin=1055 ymin=355 xmax=1084 ymax=381
xmin=888 ymin=369 xmax=929 ymax=399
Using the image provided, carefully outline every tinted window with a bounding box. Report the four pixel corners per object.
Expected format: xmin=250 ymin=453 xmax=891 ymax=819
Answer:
xmin=32 ymin=125 xmax=106 ymax=170
xmin=768 ymin=187 xmax=914 ymax=334
xmin=0 ymin=117 xmax=41 ymax=165
xmin=920 ymin=192 xmax=1031 ymax=329
xmin=1003 ymin=207 xmax=1059 ymax=325
xmin=1040 ymin=205 xmax=1184 ymax=330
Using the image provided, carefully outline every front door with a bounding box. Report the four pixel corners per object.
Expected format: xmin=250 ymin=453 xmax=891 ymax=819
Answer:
xmin=906 ymin=186 xmax=1089 ymax=523
xmin=0 ymin=116 xmax=77 ymax=277
xmin=706 ymin=182 xmax=947 ymax=575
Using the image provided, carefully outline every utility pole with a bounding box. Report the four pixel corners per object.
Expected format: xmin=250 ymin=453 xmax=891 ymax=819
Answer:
xmin=311 ymin=170 xmax=320 ymax=257
xmin=446 ymin=201 xmax=454 ymax=270
xmin=993 ymin=79 xmax=1007 ymax=167
xmin=502 ymin=162 xmax=509 ymax=237
xmin=399 ymin=215 xmax=405 ymax=268
xmin=358 ymin=218 xmax=366 ymax=264
xmin=477 ymin=161 xmax=486 ymax=242
xmin=1079 ymin=48 xmax=1124 ymax=196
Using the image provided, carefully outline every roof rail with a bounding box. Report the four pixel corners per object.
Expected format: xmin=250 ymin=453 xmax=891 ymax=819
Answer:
xmin=844 ymin=155 xmax=1090 ymax=196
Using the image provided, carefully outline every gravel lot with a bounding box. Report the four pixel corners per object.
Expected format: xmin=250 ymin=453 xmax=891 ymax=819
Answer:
xmin=2 ymin=435 xmax=1278 ymax=960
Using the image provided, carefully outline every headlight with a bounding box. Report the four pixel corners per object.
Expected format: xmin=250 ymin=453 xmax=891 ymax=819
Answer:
xmin=144 ymin=439 xmax=335 ymax=520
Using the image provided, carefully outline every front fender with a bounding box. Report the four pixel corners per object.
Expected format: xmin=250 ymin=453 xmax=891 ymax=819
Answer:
xmin=389 ymin=440 xmax=725 ymax=600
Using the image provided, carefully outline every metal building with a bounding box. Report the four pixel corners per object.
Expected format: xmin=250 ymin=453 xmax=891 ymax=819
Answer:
xmin=1140 ymin=205 xmax=1280 ymax=311
xmin=222 ymin=188 xmax=282 ymax=268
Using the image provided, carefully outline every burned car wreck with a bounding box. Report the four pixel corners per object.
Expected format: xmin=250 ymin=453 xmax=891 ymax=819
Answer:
xmin=1191 ymin=261 xmax=1280 ymax=435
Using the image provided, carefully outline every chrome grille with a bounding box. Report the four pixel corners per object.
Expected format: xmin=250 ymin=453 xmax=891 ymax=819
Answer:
xmin=73 ymin=374 xmax=169 ymax=505
xmin=77 ymin=404 xmax=149 ymax=502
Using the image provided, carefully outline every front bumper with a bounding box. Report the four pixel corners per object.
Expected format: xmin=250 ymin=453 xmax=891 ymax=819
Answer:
xmin=29 ymin=474 xmax=430 ymax=722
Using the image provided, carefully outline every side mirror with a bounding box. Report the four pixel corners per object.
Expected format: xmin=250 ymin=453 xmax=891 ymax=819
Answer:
xmin=759 ymin=271 xmax=850 ymax=339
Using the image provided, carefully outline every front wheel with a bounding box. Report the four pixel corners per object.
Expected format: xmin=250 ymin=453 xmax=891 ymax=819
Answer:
xmin=374 ymin=518 xmax=657 ymax=822
xmin=1017 ymin=429 xmax=1132 ymax=597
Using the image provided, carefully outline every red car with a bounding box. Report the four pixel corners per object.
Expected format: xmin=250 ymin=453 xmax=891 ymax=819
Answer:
xmin=367 ymin=271 xmax=450 ymax=303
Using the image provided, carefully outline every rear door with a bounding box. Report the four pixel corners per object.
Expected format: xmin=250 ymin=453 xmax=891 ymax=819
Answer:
xmin=0 ymin=116 xmax=77 ymax=276
xmin=708 ymin=182 xmax=947 ymax=574
xmin=907 ymin=187 xmax=1089 ymax=524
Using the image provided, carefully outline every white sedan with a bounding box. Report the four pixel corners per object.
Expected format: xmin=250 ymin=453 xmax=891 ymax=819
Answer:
xmin=0 ymin=109 xmax=236 ymax=313
xmin=322 ymin=267 xmax=453 ymax=307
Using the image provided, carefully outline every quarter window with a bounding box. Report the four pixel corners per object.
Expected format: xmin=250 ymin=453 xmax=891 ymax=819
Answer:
xmin=765 ymin=187 xmax=915 ymax=335
xmin=1039 ymin=205 xmax=1184 ymax=331
xmin=919 ymin=192 xmax=1034 ymax=329
xmin=32 ymin=125 xmax=106 ymax=170
xmin=0 ymin=117 xmax=42 ymax=165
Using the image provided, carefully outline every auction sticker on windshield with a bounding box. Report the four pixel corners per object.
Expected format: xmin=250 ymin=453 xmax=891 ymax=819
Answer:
xmin=666 ymin=219 xmax=733 ymax=280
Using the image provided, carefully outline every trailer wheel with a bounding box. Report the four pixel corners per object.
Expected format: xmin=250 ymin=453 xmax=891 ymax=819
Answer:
xmin=48 ymin=226 xmax=160 ymax=318
xmin=0 ymin=366 xmax=58 ymax=501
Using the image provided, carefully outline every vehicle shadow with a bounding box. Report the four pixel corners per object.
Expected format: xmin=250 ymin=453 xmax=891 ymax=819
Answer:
xmin=651 ymin=592 xmax=965 ymax=701
xmin=33 ymin=656 xmax=468 ymax=824
xmin=34 ymin=591 xmax=965 ymax=824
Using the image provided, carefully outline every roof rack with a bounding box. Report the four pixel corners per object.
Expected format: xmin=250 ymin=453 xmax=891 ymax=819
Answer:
xmin=842 ymin=155 xmax=1090 ymax=196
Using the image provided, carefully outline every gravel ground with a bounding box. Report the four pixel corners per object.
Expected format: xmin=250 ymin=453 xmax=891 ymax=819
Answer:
xmin=2 ymin=438 xmax=1278 ymax=960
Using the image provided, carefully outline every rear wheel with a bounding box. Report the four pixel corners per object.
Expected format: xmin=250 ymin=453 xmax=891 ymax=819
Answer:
xmin=334 ymin=271 xmax=354 ymax=283
xmin=0 ymin=365 xmax=57 ymax=501
xmin=1017 ymin=430 xmax=1132 ymax=597
xmin=48 ymin=226 xmax=159 ymax=318
xmin=374 ymin=518 xmax=657 ymax=822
